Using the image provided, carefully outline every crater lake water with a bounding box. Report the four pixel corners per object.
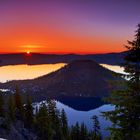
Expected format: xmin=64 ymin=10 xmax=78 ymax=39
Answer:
xmin=0 ymin=63 xmax=66 ymax=83
xmin=0 ymin=63 xmax=124 ymax=137
xmin=56 ymin=102 xmax=115 ymax=137
xmin=0 ymin=63 xmax=124 ymax=83
xmin=33 ymin=100 xmax=115 ymax=138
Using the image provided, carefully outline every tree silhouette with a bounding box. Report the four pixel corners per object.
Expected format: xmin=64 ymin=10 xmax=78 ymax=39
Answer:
xmin=36 ymin=103 xmax=52 ymax=140
xmin=80 ymin=123 xmax=88 ymax=140
xmin=61 ymin=109 xmax=69 ymax=139
xmin=24 ymin=95 xmax=34 ymax=128
xmin=7 ymin=95 xmax=16 ymax=122
xmin=14 ymin=86 xmax=24 ymax=120
xmin=0 ymin=91 xmax=4 ymax=117
xmin=103 ymin=24 xmax=140 ymax=140
xmin=91 ymin=115 xmax=101 ymax=140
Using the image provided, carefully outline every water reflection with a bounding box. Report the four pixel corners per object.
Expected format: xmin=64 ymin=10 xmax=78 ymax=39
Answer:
xmin=101 ymin=64 xmax=126 ymax=74
xmin=33 ymin=99 xmax=114 ymax=138
xmin=56 ymin=96 xmax=105 ymax=111
xmin=0 ymin=63 xmax=124 ymax=83
xmin=0 ymin=63 xmax=66 ymax=83
xmin=56 ymin=102 xmax=114 ymax=137
xmin=55 ymin=96 xmax=112 ymax=137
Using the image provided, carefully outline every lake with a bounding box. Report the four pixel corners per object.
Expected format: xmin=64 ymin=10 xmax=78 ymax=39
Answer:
xmin=101 ymin=64 xmax=125 ymax=74
xmin=0 ymin=63 xmax=124 ymax=137
xmin=56 ymin=102 xmax=114 ymax=137
xmin=33 ymin=100 xmax=114 ymax=138
xmin=0 ymin=63 xmax=66 ymax=83
xmin=0 ymin=63 xmax=124 ymax=83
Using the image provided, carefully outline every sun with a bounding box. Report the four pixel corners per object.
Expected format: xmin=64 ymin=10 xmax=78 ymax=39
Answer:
xmin=26 ymin=51 xmax=31 ymax=54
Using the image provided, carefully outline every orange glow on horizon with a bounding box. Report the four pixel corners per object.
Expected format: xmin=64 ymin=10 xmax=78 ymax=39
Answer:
xmin=0 ymin=1 xmax=135 ymax=54
xmin=0 ymin=49 xmax=125 ymax=55
xmin=0 ymin=23 xmax=126 ymax=54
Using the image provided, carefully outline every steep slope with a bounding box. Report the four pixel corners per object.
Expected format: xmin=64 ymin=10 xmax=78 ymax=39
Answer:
xmin=33 ymin=60 xmax=120 ymax=97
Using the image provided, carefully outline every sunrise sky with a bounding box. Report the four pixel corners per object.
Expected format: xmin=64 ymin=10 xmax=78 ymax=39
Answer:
xmin=0 ymin=0 xmax=140 ymax=54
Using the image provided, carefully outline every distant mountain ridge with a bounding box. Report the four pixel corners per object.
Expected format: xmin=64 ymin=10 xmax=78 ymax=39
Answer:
xmin=0 ymin=60 xmax=122 ymax=100
xmin=0 ymin=51 xmax=127 ymax=66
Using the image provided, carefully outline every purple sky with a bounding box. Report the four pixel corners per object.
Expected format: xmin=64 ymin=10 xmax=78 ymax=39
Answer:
xmin=0 ymin=0 xmax=140 ymax=53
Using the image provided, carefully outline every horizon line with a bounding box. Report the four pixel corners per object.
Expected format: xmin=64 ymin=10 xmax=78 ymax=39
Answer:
xmin=0 ymin=50 xmax=125 ymax=55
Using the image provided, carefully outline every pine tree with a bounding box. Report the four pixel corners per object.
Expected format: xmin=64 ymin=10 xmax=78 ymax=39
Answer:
xmin=24 ymin=95 xmax=34 ymax=128
xmin=36 ymin=103 xmax=52 ymax=140
xmin=47 ymin=99 xmax=63 ymax=140
xmin=7 ymin=95 xmax=16 ymax=122
xmin=70 ymin=123 xmax=80 ymax=140
xmin=61 ymin=109 xmax=69 ymax=139
xmin=47 ymin=99 xmax=57 ymax=121
xmin=91 ymin=115 xmax=101 ymax=140
xmin=103 ymin=24 xmax=140 ymax=140
xmin=80 ymin=123 xmax=88 ymax=140
xmin=0 ymin=91 xmax=4 ymax=117
xmin=70 ymin=125 xmax=75 ymax=140
xmin=14 ymin=86 xmax=24 ymax=120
